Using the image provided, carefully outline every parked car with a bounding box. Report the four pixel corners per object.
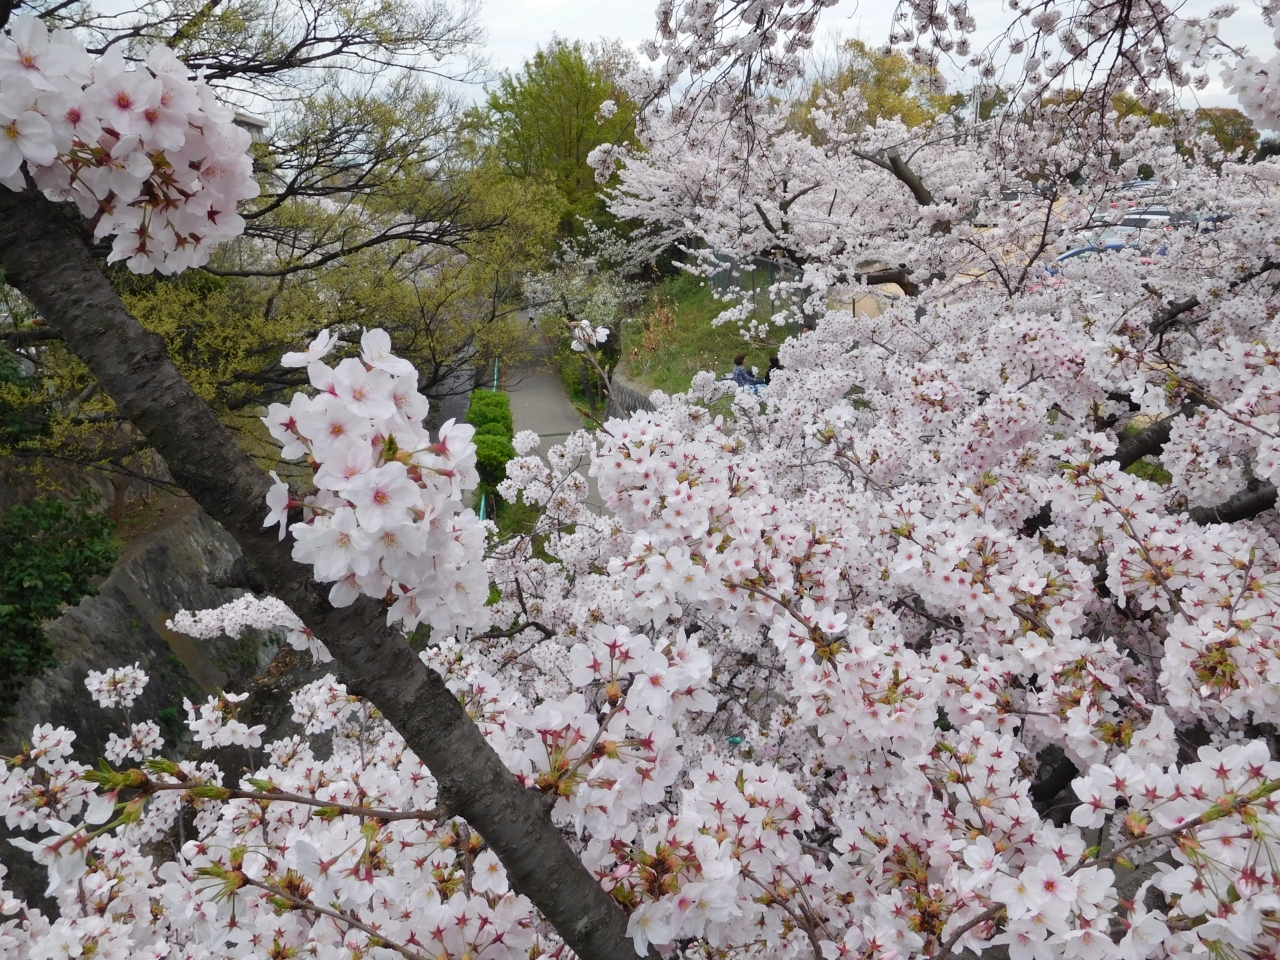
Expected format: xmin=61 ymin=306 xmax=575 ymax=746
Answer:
xmin=1115 ymin=208 xmax=1172 ymax=231
xmin=1057 ymin=240 xmax=1136 ymax=260
xmin=1196 ymin=211 xmax=1232 ymax=232
xmin=1026 ymin=239 xmax=1163 ymax=292
xmin=1091 ymin=202 xmax=1215 ymax=236
xmin=1078 ymin=211 xmax=1120 ymax=233
xmin=1108 ymin=179 xmax=1175 ymax=210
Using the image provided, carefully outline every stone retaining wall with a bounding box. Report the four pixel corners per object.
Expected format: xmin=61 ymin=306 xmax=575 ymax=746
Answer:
xmin=605 ymin=374 xmax=656 ymax=422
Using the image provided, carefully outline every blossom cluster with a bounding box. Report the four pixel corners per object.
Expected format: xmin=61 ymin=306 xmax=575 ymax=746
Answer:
xmin=569 ymin=316 xmax=610 ymax=352
xmin=262 ymin=327 xmax=490 ymax=632
xmin=0 ymin=724 xmax=92 ymax=836
xmin=0 ymin=15 xmax=258 ymax=273
xmin=103 ymin=721 xmax=163 ymax=765
xmin=84 ymin=663 xmax=148 ymax=709
xmin=183 ymin=690 xmax=265 ymax=749
xmin=168 ymin=593 xmax=329 ymax=662
xmin=0 ymin=672 xmax=545 ymax=960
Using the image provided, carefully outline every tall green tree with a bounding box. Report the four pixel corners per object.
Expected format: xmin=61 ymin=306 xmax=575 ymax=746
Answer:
xmin=485 ymin=38 xmax=639 ymax=234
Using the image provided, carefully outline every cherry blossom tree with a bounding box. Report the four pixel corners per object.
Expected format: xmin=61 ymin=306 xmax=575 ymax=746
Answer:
xmin=0 ymin=12 xmax=635 ymax=960
xmin=11 ymin=3 xmax=1280 ymax=960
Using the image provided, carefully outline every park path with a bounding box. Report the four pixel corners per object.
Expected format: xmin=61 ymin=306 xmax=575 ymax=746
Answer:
xmin=505 ymin=334 xmax=603 ymax=513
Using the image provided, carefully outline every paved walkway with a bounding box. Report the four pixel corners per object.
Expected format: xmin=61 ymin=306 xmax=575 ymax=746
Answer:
xmin=505 ymin=338 xmax=603 ymax=513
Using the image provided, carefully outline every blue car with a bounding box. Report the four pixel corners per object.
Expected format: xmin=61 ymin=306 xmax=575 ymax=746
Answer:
xmin=1028 ymin=241 xmax=1165 ymax=292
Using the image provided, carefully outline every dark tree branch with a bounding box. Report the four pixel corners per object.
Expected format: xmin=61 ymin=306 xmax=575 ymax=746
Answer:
xmin=1 ymin=327 xmax=62 ymax=345
xmin=204 ymin=219 xmax=485 ymax=279
xmin=1148 ymin=294 xmax=1200 ymax=333
xmin=476 ymin=621 xmax=555 ymax=641
xmin=1110 ymin=403 xmax=1196 ymax=471
xmin=778 ymin=181 xmax=821 ymax=215
xmin=752 ymin=201 xmax=779 ymax=238
xmin=9 ymin=445 xmax=182 ymax=492
xmin=1106 ymin=390 xmax=1142 ymax=412
xmin=0 ymin=186 xmax=639 ymax=960
xmin=885 ymin=148 xmax=934 ymax=207
xmin=855 ymin=267 xmax=920 ymax=297
xmin=165 ymin=0 xmax=224 ymax=49
xmin=1148 ymin=260 xmax=1280 ymax=333
xmin=1189 ymin=483 xmax=1278 ymax=525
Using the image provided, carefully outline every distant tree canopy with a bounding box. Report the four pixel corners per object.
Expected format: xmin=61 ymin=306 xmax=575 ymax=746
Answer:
xmin=796 ymin=39 xmax=955 ymax=137
xmin=1195 ymin=106 xmax=1260 ymax=157
xmin=485 ymin=38 xmax=640 ymax=234
xmin=1106 ymin=96 xmax=1259 ymax=158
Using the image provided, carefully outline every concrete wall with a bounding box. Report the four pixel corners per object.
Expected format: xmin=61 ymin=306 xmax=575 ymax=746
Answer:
xmin=605 ymin=373 xmax=656 ymax=422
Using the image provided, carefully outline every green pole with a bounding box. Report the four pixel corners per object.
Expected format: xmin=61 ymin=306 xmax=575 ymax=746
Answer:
xmin=493 ymin=358 xmax=499 ymax=391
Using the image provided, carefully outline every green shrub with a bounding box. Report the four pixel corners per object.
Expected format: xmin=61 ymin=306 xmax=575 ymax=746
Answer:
xmin=468 ymin=392 xmax=516 ymax=520
xmin=465 ymin=391 xmax=513 ymax=438
xmin=0 ymin=496 xmax=120 ymax=706
xmin=1125 ymin=456 xmax=1173 ymax=486
xmin=475 ymin=432 xmax=517 ymax=488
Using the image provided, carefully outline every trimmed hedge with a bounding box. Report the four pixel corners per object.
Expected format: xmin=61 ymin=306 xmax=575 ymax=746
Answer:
xmin=467 ymin=391 xmax=516 ymax=513
xmin=466 ymin=390 xmax=544 ymax=540
xmin=465 ymin=391 xmax=513 ymax=438
xmin=475 ymin=433 xmax=517 ymax=487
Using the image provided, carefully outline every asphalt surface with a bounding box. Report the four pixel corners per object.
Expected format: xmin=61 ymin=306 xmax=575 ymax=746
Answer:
xmin=505 ymin=339 xmax=603 ymax=513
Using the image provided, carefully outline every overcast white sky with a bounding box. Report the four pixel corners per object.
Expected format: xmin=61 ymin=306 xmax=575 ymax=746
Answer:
xmin=478 ymin=0 xmax=902 ymax=72
xmin=477 ymin=0 xmax=1271 ymax=112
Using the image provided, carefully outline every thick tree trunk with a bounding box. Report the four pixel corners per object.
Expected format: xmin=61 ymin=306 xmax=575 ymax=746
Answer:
xmin=110 ymin=472 xmax=130 ymax=521
xmin=0 ymin=188 xmax=638 ymax=960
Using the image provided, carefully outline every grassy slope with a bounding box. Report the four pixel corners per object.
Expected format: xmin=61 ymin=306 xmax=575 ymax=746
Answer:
xmin=616 ymin=273 xmax=786 ymax=394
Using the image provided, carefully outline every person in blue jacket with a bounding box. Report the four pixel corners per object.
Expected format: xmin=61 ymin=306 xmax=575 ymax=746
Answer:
xmin=731 ymin=353 xmax=762 ymax=392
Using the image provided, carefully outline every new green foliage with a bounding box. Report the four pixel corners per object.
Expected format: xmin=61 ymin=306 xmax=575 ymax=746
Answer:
xmin=485 ymin=38 xmax=639 ymax=234
xmin=0 ymin=344 xmax=50 ymax=445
